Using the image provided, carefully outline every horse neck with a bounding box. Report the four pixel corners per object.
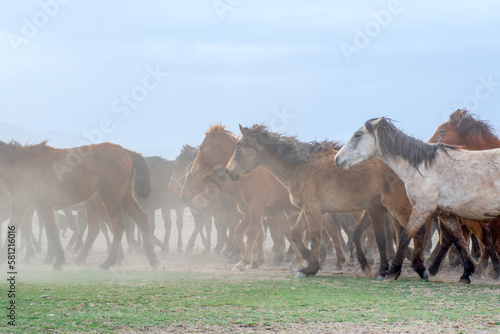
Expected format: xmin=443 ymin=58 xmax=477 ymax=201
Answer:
xmin=257 ymin=147 xmax=297 ymax=188
xmin=216 ymin=134 xmax=238 ymax=164
xmin=375 ymin=145 xmax=423 ymax=186
xmin=464 ymin=133 xmax=500 ymax=150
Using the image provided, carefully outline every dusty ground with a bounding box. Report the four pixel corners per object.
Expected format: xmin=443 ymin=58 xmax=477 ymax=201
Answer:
xmin=5 ymin=210 xmax=500 ymax=333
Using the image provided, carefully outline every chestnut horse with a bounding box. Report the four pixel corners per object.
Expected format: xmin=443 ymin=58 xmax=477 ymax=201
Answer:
xmin=0 ymin=140 xmax=157 ymax=270
xmin=226 ymin=125 xmax=422 ymax=279
xmin=183 ymin=125 xmax=308 ymax=270
xmin=167 ymin=145 xmax=214 ymax=253
xmin=428 ymin=109 xmax=500 ymax=277
xmin=335 ymin=117 xmax=500 ymax=283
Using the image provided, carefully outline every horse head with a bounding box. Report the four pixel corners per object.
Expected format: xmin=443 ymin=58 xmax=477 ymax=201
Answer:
xmin=334 ymin=117 xmax=384 ymax=170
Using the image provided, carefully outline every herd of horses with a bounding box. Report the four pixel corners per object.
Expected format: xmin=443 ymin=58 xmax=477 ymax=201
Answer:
xmin=1 ymin=109 xmax=500 ymax=284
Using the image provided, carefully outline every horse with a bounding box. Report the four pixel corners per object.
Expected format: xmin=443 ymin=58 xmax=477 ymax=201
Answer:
xmin=225 ymin=125 xmax=424 ymax=279
xmin=182 ymin=124 xmax=304 ymax=270
xmin=167 ymin=145 xmax=215 ymax=253
xmin=335 ymin=117 xmax=500 ymax=283
xmin=428 ymin=109 xmax=500 ymax=277
xmin=0 ymin=140 xmax=157 ymax=270
xmin=124 ymin=156 xmax=186 ymax=254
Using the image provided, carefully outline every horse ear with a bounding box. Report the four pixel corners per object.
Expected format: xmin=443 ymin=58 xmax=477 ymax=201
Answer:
xmin=371 ymin=117 xmax=385 ymax=128
xmin=239 ymin=124 xmax=249 ymax=135
xmin=449 ymin=109 xmax=463 ymax=125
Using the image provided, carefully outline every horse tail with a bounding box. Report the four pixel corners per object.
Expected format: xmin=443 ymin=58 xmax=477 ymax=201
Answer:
xmin=130 ymin=152 xmax=152 ymax=199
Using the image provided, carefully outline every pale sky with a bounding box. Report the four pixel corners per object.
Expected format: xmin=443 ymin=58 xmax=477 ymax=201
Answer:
xmin=1 ymin=1 xmax=499 ymax=159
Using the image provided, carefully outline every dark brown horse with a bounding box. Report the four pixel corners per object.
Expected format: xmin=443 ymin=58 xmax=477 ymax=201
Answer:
xmin=428 ymin=109 xmax=500 ymax=278
xmin=226 ymin=125 xmax=424 ymax=279
xmin=0 ymin=140 xmax=157 ymax=270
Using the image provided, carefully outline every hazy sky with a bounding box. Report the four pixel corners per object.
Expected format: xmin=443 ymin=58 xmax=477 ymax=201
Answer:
xmin=1 ymin=1 xmax=499 ymax=159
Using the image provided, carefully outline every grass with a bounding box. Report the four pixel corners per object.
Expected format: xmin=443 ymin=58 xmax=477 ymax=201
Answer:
xmin=1 ymin=269 xmax=500 ymax=333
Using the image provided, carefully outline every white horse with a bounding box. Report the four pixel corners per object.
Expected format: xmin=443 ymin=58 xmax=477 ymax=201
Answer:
xmin=335 ymin=117 xmax=500 ymax=283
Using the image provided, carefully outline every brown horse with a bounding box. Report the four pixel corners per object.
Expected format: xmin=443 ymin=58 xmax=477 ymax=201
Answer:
xmin=124 ymin=156 xmax=186 ymax=254
xmin=183 ymin=125 xmax=306 ymax=270
xmin=428 ymin=109 xmax=500 ymax=278
xmin=226 ymin=125 xmax=424 ymax=279
xmin=167 ymin=145 xmax=214 ymax=253
xmin=0 ymin=140 xmax=157 ymax=270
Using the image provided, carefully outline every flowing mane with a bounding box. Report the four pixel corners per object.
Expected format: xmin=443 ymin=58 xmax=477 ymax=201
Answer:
xmin=206 ymin=124 xmax=236 ymax=138
xmin=455 ymin=110 xmax=499 ymax=146
xmin=247 ymin=125 xmax=342 ymax=165
xmin=366 ymin=118 xmax=456 ymax=168
xmin=0 ymin=140 xmax=51 ymax=160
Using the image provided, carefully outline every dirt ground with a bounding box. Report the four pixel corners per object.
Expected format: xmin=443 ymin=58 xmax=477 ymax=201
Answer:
xmin=6 ymin=210 xmax=500 ymax=333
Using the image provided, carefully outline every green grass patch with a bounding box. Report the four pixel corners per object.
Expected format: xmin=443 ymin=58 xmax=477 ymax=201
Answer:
xmin=1 ymin=270 xmax=499 ymax=333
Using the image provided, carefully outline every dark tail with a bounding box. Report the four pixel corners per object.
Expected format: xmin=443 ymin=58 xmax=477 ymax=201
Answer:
xmin=130 ymin=153 xmax=151 ymax=199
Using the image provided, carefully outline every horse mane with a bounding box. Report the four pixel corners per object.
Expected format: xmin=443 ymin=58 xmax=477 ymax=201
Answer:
xmin=367 ymin=118 xmax=456 ymax=169
xmin=0 ymin=140 xmax=50 ymax=158
xmin=177 ymin=144 xmax=198 ymax=163
xmin=206 ymin=124 xmax=236 ymax=138
xmin=455 ymin=110 xmax=498 ymax=144
xmin=247 ymin=125 xmax=342 ymax=165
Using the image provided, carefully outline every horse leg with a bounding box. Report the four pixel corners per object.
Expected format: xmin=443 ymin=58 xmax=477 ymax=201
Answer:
xmin=160 ymin=206 xmax=172 ymax=253
xmin=120 ymin=193 xmax=158 ymax=268
xmin=36 ymin=206 xmax=65 ymax=270
xmin=202 ymin=210 xmax=212 ymax=254
xmin=186 ymin=209 xmax=204 ymax=253
xmin=352 ymin=211 xmax=373 ymax=275
xmin=385 ymin=216 xmax=396 ymax=261
xmin=338 ymin=214 xmax=356 ymax=264
xmin=252 ymin=221 xmax=266 ymax=269
xmin=366 ymin=207 xmax=390 ymax=278
xmin=213 ymin=208 xmax=229 ymax=254
xmin=440 ymin=216 xmax=476 ymax=284
xmin=464 ymin=220 xmax=500 ymax=279
xmin=175 ymin=207 xmax=184 ymax=253
xmin=295 ymin=205 xmax=323 ymax=278
xmin=231 ymin=213 xmax=249 ymax=262
xmin=72 ymin=209 xmax=87 ymax=253
xmin=63 ymin=209 xmax=79 ymax=252
xmin=100 ymin=219 xmax=113 ymax=253
xmin=122 ymin=213 xmax=138 ymax=253
xmin=233 ymin=204 xmax=265 ymax=270
xmin=411 ymin=220 xmax=431 ymax=281
xmin=470 ymin=233 xmax=482 ymax=261
xmin=74 ymin=200 xmax=101 ymax=264
xmin=148 ymin=208 xmax=163 ymax=251
xmin=98 ymin=208 xmax=125 ymax=270
xmin=385 ymin=208 xmax=434 ymax=281
xmin=428 ymin=219 xmax=454 ymax=276
xmin=291 ymin=211 xmax=313 ymax=264
xmin=322 ymin=214 xmax=345 ymax=271
xmin=21 ymin=209 xmax=36 ymax=264
xmin=266 ymin=215 xmax=285 ymax=266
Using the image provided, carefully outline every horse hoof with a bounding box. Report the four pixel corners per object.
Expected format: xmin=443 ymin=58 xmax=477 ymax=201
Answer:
xmin=294 ymin=272 xmax=308 ymax=278
xmin=294 ymin=265 xmax=304 ymax=272
xmin=250 ymin=264 xmax=259 ymax=269
xmin=333 ymin=266 xmax=342 ymax=271
xmin=231 ymin=266 xmax=244 ymax=272
xmin=458 ymin=278 xmax=471 ymax=284
xmin=422 ymin=270 xmax=430 ymax=281
xmin=99 ymin=263 xmax=111 ymax=270
xmin=383 ymin=273 xmax=398 ymax=282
